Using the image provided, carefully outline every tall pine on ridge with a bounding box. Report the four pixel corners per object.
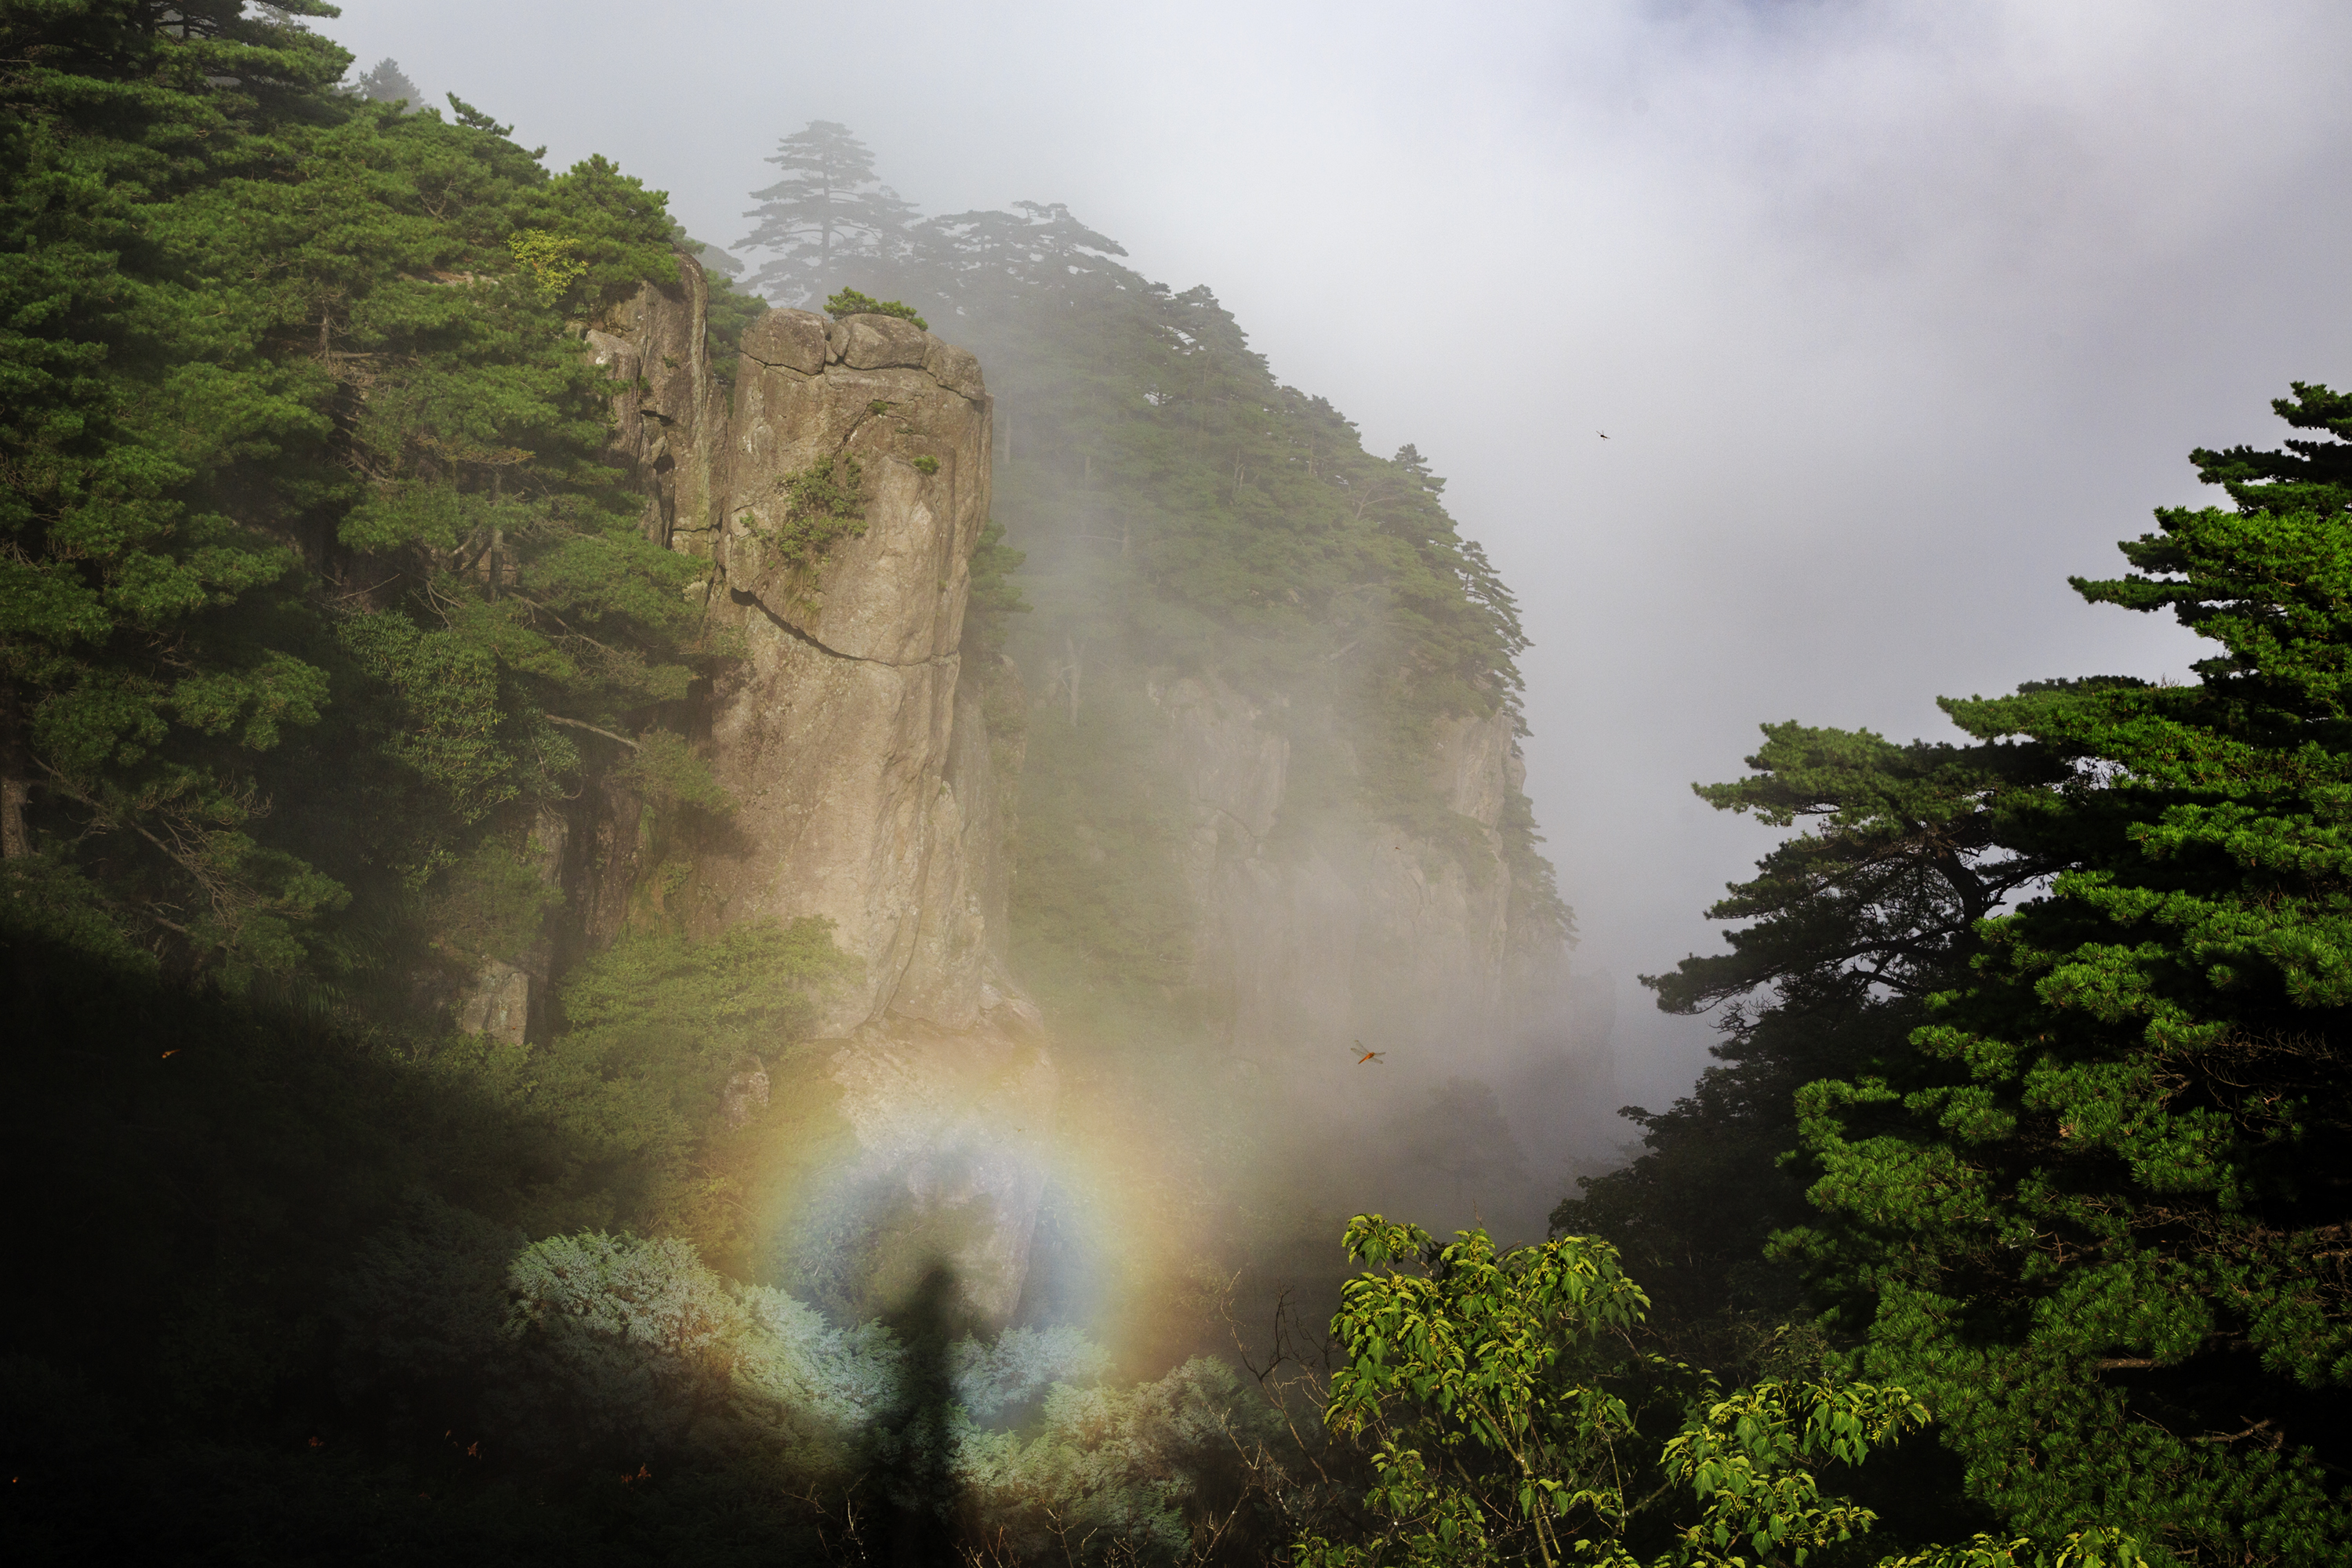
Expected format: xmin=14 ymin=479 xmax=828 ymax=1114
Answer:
xmin=1776 ymin=388 xmax=2352 ymax=1561
xmin=735 ymin=119 xmax=917 ymax=306
xmin=1556 ymin=721 xmax=2067 ymax=1360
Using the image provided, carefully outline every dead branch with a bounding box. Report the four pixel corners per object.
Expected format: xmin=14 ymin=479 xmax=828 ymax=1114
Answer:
xmin=543 ymin=713 xmax=639 ymax=750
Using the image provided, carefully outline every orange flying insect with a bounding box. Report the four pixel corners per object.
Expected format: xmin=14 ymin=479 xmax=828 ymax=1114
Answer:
xmin=1354 ymin=1040 xmax=1385 ymax=1065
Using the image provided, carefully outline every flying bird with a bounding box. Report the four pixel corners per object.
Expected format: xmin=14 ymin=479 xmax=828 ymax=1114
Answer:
xmin=1355 ymin=1040 xmax=1386 ymax=1065
xmin=1596 ymin=430 xmax=1611 ymax=440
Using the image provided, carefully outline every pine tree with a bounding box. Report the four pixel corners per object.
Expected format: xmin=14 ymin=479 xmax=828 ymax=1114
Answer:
xmin=1 ymin=0 xmax=702 ymax=983
xmin=1781 ymin=386 xmax=2352 ymax=1561
xmin=351 ymin=55 xmax=419 ymax=105
xmin=735 ymin=120 xmax=916 ymax=306
xmin=1 ymin=0 xmax=358 ymax=972
xmin=1552 ymin=722 xmax=2064 ymax=1364
xmin=901 ymin=200 xmax=1130 ymax=309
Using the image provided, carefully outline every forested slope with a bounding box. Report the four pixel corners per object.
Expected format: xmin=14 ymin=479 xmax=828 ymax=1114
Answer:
xmin=1 ymin=0 xmax=723 ymax=993
xmin=0 ymin=12 xmax=1584 ymax=1562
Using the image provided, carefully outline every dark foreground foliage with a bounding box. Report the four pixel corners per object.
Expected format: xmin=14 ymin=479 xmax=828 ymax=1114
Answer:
xmin=1558 ymin=388 xmax=2352 ymax=1564
xmin=0 ymin=925 xmax=1334 ymax=1566
xmin=0 ymin=914 xmax=2144 ymax=1568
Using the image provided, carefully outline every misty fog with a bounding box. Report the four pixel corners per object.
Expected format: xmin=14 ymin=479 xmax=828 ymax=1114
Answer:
xmin=324 ymin=0 xmax=2352 ymax=1106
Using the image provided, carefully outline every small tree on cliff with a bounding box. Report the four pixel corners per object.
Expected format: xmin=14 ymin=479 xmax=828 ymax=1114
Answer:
xmin=737 ymin=120 xmax=917 ymax=306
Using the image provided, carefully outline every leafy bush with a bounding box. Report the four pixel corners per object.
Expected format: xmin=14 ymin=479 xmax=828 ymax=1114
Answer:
xmin=619 ymin=730 xmax=735 ymax=818
xmin=418 ymin=918 xmax=857 ymax=1240
xmin=965 ymin=517 xmax=1033 ymax=660
xmin=960 ymin=1356 xmax=1285 ymax=1565
xmin=506 ymin=228 xmax=587 ymax=299
xmin=702 ymin=260 xmax=771 ymax=383
xmin=1298 ymin=1216 xmax=2151 ymax=1568
xmin=561 ymin=915 xmax=849 ymax=1036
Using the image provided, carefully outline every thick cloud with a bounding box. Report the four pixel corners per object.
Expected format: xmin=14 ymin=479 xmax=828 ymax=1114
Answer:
xmin=326 ymin=0 xmax=2352 ymax=1105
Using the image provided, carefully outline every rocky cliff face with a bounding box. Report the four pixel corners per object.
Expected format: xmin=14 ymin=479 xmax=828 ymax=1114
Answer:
xmin=495 ymin=256 xmax=1585 ymax=1324
xmin=688 ymin=307 xmax=996 ymax=1033
xmin=1152 ymin=674 xmax=1552 ymax=1067
xmin=588 ymin=276 xmax=1022 ymax=1041
xmin=573 ymin=261 xmax=1048 ymax=1325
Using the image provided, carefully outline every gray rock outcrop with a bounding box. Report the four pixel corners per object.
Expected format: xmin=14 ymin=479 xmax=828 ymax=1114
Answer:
xmin=568 ymin=264 xmax=1047 ymax=1328
xmin=583 ymin=281 xmax=1013 ymax=1038
xmin=586 ymin=264 xmax=726 ymax=552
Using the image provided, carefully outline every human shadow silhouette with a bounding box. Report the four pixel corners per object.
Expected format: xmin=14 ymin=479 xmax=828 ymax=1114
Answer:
xmin=878 ymin=1260 xmax=969 ymax=1565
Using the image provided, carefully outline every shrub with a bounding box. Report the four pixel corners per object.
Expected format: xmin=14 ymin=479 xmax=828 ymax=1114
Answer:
xmin=826 ymin=288 xmax=928 ymax=330
xmin=757 ymin=456 xmax=869 ymax=569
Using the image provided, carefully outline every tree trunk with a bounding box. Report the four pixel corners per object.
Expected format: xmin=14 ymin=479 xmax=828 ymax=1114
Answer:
xmin=1061 ymin=635 xmax=1083 ymax=728
xmin=1 ymin=680 xmax=31 ymax=859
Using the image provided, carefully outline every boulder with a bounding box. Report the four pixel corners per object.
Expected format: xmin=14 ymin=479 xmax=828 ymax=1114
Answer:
xmin=833 ymin=312 xmax=933 ymax=371
xmin=739 ymin=307 xmax=828 ymax=376
xmin=453 ymin=959 xmax=530 ymax=1044
xmin=924 ymin=339 xmax=986 ymax=401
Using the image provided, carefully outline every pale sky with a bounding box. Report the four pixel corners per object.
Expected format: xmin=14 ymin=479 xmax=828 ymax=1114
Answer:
xmin=321 ymin=0 xmax=2352 ymax=1109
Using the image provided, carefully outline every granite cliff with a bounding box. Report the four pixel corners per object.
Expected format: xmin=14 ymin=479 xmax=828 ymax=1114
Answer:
xmin=559 ymin=260 xmax=1048 ymax=1325
xmin=1156 ymin=676 xmax=1552 ymax=1066
xmin=464 ymin=252 xmax=1595 ymax=1325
